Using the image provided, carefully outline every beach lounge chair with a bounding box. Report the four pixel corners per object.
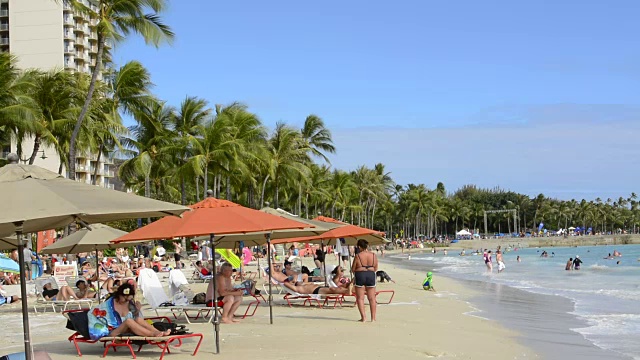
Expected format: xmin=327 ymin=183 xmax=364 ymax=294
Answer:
xmin=33 ymin=277 xmax=93 ymax=313
xmin=261 ymin=267 xmax=284 ymax=295
xmin=62 ymin=309 xmax=203 ymax=360
xmin=140 ymin=268 xmax=259 ymax=323
xmin=319 ymin=266 xmax=394 ymax=306
xmin=339 ymin=289 xmax=395 ymax=305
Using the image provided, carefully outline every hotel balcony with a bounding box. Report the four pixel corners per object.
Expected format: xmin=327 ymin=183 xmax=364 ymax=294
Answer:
xmin=0 ymin=38 xmax=8 ymax=45
xmin=0 ymin=10 xmax=8 ymax=17
xmin=64 ymin=17 xmax=74 ymax=25
xmin=103 ymin=170 xmax=114 ymax=177
xmin=105 ymin=184 xmax=115 ymax=190
xmin=0 ymin=24 xmax=8 ymax=31
xmin=76 ymin=165 xmax=89 ymax=173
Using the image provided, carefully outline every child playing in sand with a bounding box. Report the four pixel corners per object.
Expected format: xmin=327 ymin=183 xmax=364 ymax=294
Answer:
xmin=422 ymin=272 xmax=436 ymax=292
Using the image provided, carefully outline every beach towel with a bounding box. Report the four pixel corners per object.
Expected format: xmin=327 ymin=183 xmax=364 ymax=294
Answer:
xmin=242 ymin=247 xmax=253 ymax=266
xmin=216 ymin=249 xmax=241 ymax=268
xmin=168 ymin=269 xmax=189 ymax=298
xmin=137 ymin=269 xmax=170 ymax=308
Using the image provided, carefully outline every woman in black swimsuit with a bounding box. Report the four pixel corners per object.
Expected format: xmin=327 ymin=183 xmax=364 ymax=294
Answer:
xmin=351 ymin=239 xmax=378 ymax=322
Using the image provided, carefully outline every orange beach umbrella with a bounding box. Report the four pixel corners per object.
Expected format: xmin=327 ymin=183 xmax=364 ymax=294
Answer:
xmin=111 ymin=197 xmax=313 ymax=354
xmin=112 ymin=197 xmax=310 ymax=243
xmin=272 ymin=223 xmax=387 ymax=246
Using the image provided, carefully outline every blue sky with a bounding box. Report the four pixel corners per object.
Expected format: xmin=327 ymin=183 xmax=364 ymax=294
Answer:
xmin=114 ymin=0 xmax=640 ymax=200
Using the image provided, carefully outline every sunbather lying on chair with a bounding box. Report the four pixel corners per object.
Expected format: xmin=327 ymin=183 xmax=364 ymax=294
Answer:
xmin=88 ymin=283 xmax=170 ymax=340
xmin=283 ymin=281 xmax=351 ymax=296
xmin=42 ymin=281 xmax=77 ymax=301
xmin=282 ymin=260 xmax=323 ymax=284
xmin=270 ymin=269 xmax=351 ymax=295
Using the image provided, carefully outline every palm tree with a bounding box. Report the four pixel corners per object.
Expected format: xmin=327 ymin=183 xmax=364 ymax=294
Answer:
xmin=89 ymin=61 xmax=152 ymax=184
xmin=0 ymin=53 xmax=33 ymax=158
xmin=24 ymin=70 xmax=78 ymax=165
xmin=300 ymin=114 xmax=335 ymax=163
xmin=67 ymin=0 xmax=174 ymax=180
xmin=119 ymin=99 xmax=174 ymax=199
xmin=170 ymin=96 xmax=210 ymax=205
xmin=266 ymin=123 xmax=310 ymax=208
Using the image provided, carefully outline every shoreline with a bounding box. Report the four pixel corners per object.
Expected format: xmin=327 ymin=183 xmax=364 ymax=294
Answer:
xmin=383 ymin=247 xmax=635 ymax=360
xmin=440 ymin=234 xmax=640 ymax=250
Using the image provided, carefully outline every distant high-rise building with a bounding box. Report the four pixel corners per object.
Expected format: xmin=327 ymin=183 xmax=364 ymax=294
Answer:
xmin=3 ymin=0 xmax=116 ymax=189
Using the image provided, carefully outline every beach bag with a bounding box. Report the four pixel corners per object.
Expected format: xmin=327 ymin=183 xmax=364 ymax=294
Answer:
xmin=192 ymin=292 xmax=206 ymax=304
xmin=173 ymin=291 xmax=189 ymax=306
xmin=152 ymin=322 xmax=189 ymax=335
xmin=237 ymin=280 xmax=256 ymax=296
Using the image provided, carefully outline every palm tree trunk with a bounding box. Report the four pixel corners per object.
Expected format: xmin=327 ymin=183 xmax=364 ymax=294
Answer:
xmin=226 ymin=176 xmax=231 ymax=200
xmin=28 ymin=135 xmax=41 ymax=165
xmin=260 ymin=175 xmax=269 ymax=208
xmin=181 ymin=178 xmax=186 ymax=205
xmin=195 ymin=176 xmax=200 ymax=202
xmin=91 ymin=143 xmax=103 ymax=186
xmin=203 ymin=163 xmax=208 ymax=199
xmin=274 ymin=175 xmax=279 ymax=209
xmin=216 ymin=174 xmax=221 ymax=198
xmin=69 ymin=33 xmax=105 ymax=180
xmin=298 ymin=184 xmax=302 ymax=215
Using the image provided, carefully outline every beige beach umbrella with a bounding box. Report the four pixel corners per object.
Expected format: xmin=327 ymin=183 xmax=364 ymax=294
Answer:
xmin=0 ymin=162 xmax=188 ymax=237
xmin=0 ymin=235 xmax=20 ymax=251
xmin=40 ymin=223 xmax=146 ymax=254
xmin=41 ymin=224 xmax=148 ymax=304
xmin=0 ymin=155 xmax=189 ymax=360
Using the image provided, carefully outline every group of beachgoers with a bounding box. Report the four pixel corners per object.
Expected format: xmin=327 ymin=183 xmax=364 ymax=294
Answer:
xmin=2 ymin=238 xmax=388 ymax=345
xmin=482 ymin=247 xmax=506 ymax=273
xmin=194 ymin=239 xmax=382 ymax=323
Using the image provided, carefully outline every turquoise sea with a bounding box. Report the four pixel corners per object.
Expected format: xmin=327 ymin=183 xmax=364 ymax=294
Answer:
xmin=405 ymin=244 xmax=640 ymax=359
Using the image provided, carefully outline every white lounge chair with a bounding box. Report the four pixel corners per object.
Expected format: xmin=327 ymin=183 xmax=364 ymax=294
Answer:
xmin=33 ymin=277 xmax=93 ymax=313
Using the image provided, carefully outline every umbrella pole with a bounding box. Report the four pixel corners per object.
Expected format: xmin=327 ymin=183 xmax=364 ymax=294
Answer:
xmin=95 ymin=248 xmax=100 ymax=304
xmin=257 ymin=249 xmax=260 ymax=279
xmin=210 ymin=233 xmax=220 ymax=354
xmin=15 ymin=224 xmax=33 ymax=360
xmin=266 ymin=233 xmax=273 ymax=325
xmin=349 ymin=243 xmax=354 ymax=284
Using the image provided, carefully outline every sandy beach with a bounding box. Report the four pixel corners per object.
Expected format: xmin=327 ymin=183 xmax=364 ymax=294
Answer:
xmin=0 ymin=255 xmax=536 ymax=360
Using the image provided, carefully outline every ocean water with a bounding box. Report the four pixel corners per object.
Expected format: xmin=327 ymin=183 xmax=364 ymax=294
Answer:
xmin=403 ymin=244 xmax=640 ymax=359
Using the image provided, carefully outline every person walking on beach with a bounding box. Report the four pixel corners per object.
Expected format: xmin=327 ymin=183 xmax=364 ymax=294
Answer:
xmin=174 ymin=242 xmax=183 ymax=269
xmin=352 ymin=239 xmax=378 ymax=322
xmin=573 ymin=255 xmax=583 ymax=270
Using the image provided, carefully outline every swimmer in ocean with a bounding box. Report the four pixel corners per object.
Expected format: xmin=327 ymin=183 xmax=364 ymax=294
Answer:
xmin=573 ymin=255 xmax=583 ymax=270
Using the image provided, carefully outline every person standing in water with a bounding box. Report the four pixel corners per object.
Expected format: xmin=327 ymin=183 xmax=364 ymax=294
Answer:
xmin=573 ymin=255 xmax=583 ymax=270
xmin=496 ymin=250 xmax=505 ymax=273
xmin=485 ymin=250 xmax=493 ymax=272
xmin=565 ymin=258 xmax=573 ymax=270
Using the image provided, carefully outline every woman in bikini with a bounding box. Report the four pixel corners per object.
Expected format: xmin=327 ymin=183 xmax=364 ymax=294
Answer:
xmin=351 ymin=239 xmax=378 ymax=322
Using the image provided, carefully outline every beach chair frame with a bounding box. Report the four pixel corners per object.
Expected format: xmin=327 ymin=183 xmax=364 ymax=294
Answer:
xmin=63 ymin=309 xmax=204 ymax=360
xmin=33 ymin=277 xmax=93 ymax=313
